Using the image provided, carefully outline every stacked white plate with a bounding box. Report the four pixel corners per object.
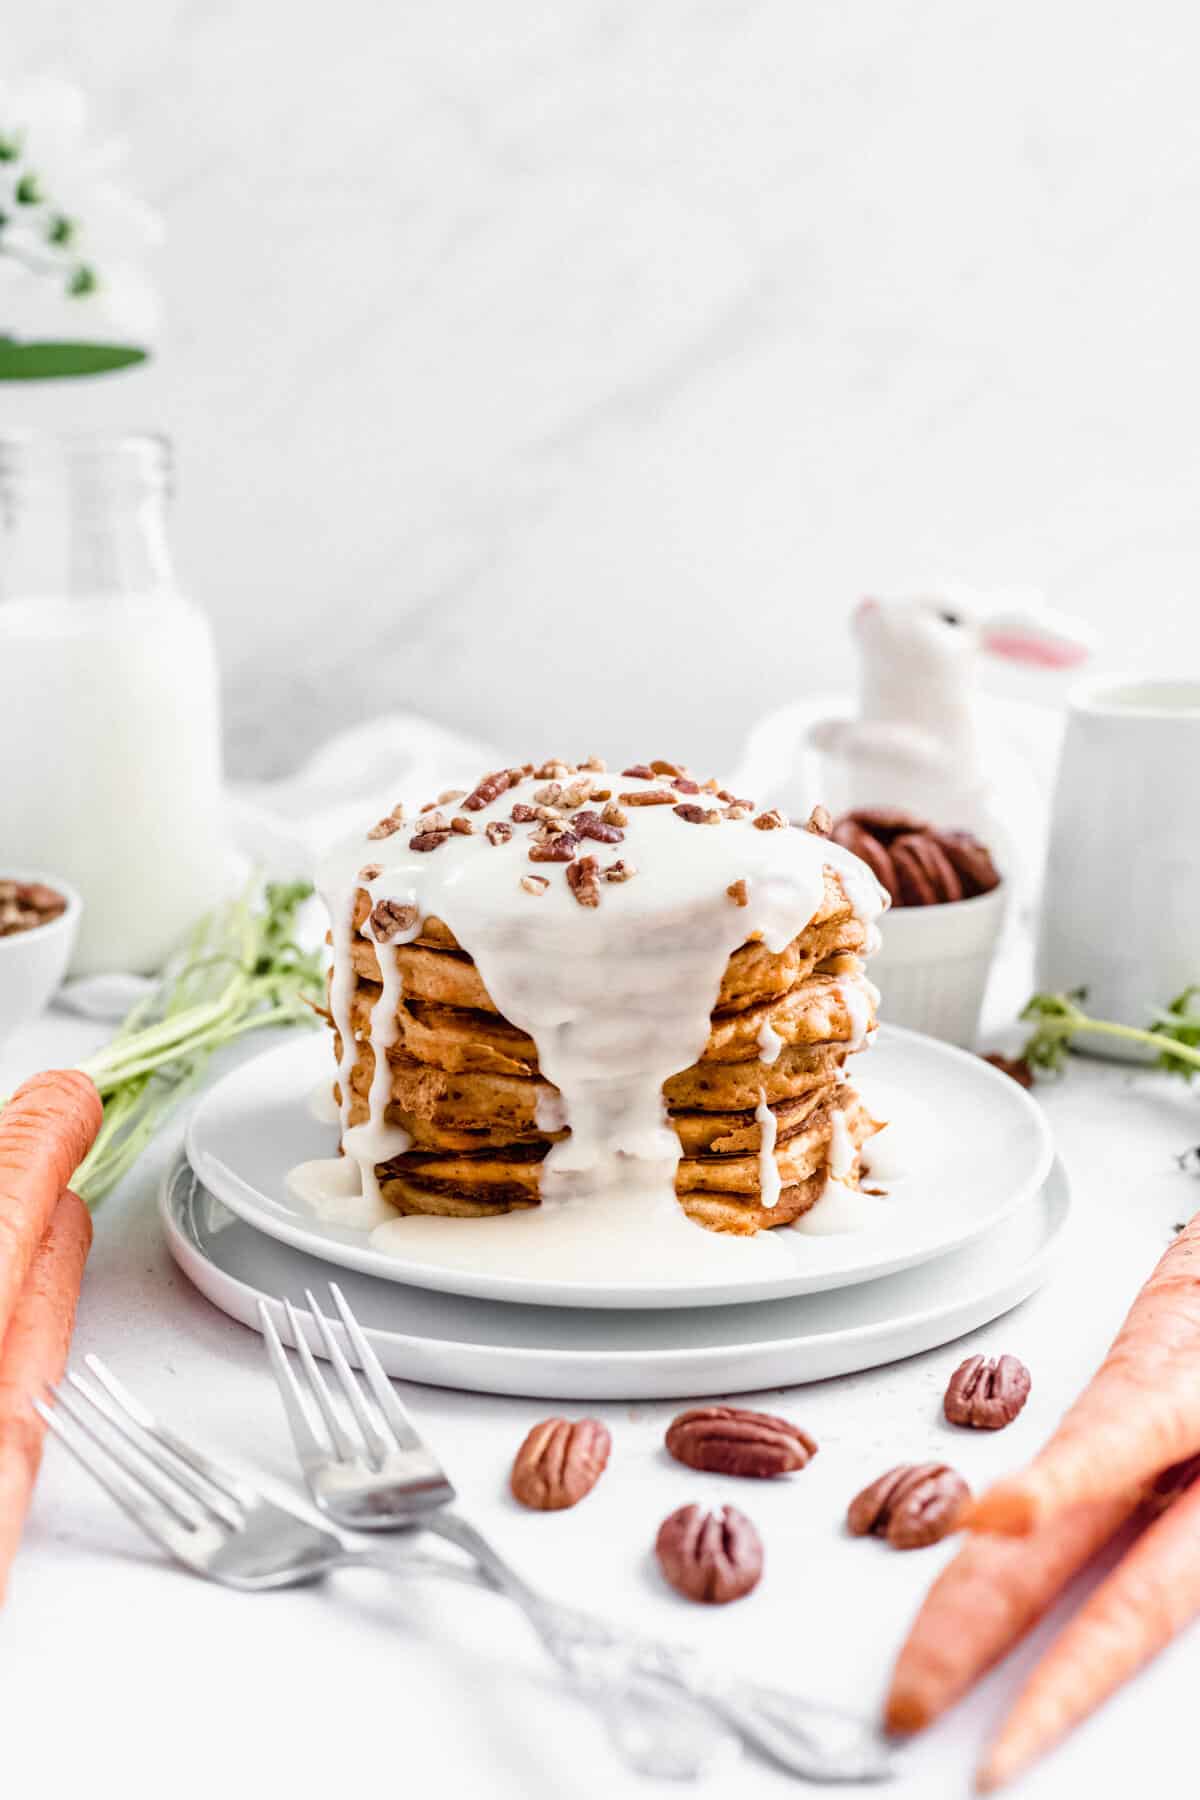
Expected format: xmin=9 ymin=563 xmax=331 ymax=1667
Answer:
xmin=165 ymin=1027 xmax=1066 ymax=1400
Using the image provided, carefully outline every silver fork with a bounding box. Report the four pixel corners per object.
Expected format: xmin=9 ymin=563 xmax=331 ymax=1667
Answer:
xmin=260 ymin=1284 xmax=893 ymax=1785
xmin=36 ymin=1358 xmax=486 ymax=1592
xmin=41 ymin=1350 xmax=734 ymax=1782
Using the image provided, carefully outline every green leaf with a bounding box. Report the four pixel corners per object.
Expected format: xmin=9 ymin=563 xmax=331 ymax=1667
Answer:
xmin=0 ymin=337 xmax=149 ymax=379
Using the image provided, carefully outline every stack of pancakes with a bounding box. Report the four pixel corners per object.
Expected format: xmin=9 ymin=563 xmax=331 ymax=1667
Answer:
xmin=329 ymin=866 xmax=880 ymax=1236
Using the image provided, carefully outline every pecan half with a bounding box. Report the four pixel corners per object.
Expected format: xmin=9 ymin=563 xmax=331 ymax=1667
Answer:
xmin=510 ymin=1417 xmax=611 ymax=1510
xmin=573 ymin=809 xmax=624 ymax=843
xmin=726 ymin=878 xmax=749 ymax=907
xmin=619 ymin=788 xmax=678 ymax=807
xmin=529 ymin=831 xmax=579 ymax=863
xmin=665 ymin=1407 xmax=817 ymax=1479
xmin=935 ymin=830 xmax=1001 ymax=897
xmin=674 ymin=803 xmax=721 ymax=825
xmin=943 ymin=1354 xmax=1031 ymax=1430
xmin=485 ymin=821 xmax=513 ymax=846
xmin=831 ymin=818 xmax=900 ymax=900
xmin=655 ymin=1504 xmax=763 ymax=1604
xmin=982 ymin=1052 xmax=1034 ymax=1089
xmin=843 ymin=806 xmax=930 ymax=841
xmin=409 ymin=829 xmax=451 ymax=853
xmin=368 ymin=899 xmax=419 ymax=942
xmin=890 ymin=832 xmax=963 ymax=905
xmin=847 ymin=1463 xmax=970 ymax=1549
xmin=752 ymin=808 xmax=788 ymax=831
xmin=566 ymin=855 xmax=601 ymax=908
xmin=462 ymin=768 xmax=522 ymax=811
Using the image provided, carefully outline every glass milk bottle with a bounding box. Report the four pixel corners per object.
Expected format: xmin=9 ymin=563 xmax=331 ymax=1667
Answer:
xmin=0 ymin=432 xmax=231 ymax=973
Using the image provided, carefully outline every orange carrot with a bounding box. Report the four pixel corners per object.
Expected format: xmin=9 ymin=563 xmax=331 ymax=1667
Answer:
xmin=0 ymin=1070 xmax=101 ymax=1346
xmin=884 ymin=1493 xmax=1138 ymax=1736
xmin=968 ymin=1210 xmax=1200 ymax=1535
xmin=0 ymin=1190 xmax=93 ymax=1601
xmin=977 ymin=1468 xmax=1200 ymax=1789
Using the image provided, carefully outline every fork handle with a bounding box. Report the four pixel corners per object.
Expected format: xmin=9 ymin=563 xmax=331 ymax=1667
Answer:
xmin=425 ymin=1510 xmax=890 ymax=1784
xmin=424 ymin=1511 xmax=737 ymax=1780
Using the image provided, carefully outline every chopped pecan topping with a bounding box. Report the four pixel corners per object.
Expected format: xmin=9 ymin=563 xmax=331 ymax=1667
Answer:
xmin=620 ymin=788 xmax=678 ymax=807
xmin=752 ymin=808 xmax=788 ymax=831
xmin=847 ymin=1463 xmax=970 ymax=1549
xmin=804 ymin=804 xmax=833 ymax=837
xmin=389 ymin=802 xmax=406 ymax=821
xmin=674 ymin=776 xmax=701 ymax=794
xmin=566 ymin=855 xmax=601 ymax=908
xmin=601 ymin=801 xmax=627 ymax=828
xmin=656 ymin=1503 xmax=763 ymax=1604
xmin=590 ymin=786 xmax=612 ymax=802
xmin=368 ymin=899 xmax=419 ymax=942
xmin=418 ymin=810 xmax=447 ymax=834
xmin=438 ymin=787 xmax=466 ymax=804
xmin=534 ymin=782 xmax=563 ymax=805
xmin=535 ymin=759 xmax=572 ymax=780
xmin=674 ymin=803 xmax=721 ymax=825
xmin=726 ymin=878 xmax=749 ymax=907
xmin=485 ymin=821 xmax=513 ymax=847
xmin=450 ymin=816 xmax=474 ymax=835
xmin=725 ymin=804 xmax=751 ymax=821
xmin=603 ymin=860 xmax=636 ymax=882
xmin=462 ymin=768 xmax=522 ymax=812
xmin=943 ymin=1354 xmax=1031 ymax=1430
xmin=534 ymin=805 xmax=566 ymax=827
xmin=650 ymin=758 xmax=687 ymax=778
xmin=511 ymin=803 xmax=539 ymax=823
xmin=510 ymin=1417 xmax=611 ymax=1510
xmin=357 ymin=863 xmax=383 ymax=882
xmin=665 ymin=1406 xmax=817 ymax=1478
xmin=520 ymin=874 xmax=549 ymax=895
xmin=622 ymin=763 xmax=656 ymax=779
xmin=573 ymin=809 xmax=624 ymax=844
xmin=409 ymin=829 xmax=451 ymax=853
xmin=529 ymin=831 xmax=579 ymax=863
xmin=559 ymin=780 xmax=593 ymax=808
xmin=579 ymin=754 xmax=607 ymax=772
xmin=366 ymin=815 xmax=401 ymax=840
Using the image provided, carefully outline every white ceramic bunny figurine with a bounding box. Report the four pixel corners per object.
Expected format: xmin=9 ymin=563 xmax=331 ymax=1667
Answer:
xmin=807 ymin=587 xmax=1092 ymax=833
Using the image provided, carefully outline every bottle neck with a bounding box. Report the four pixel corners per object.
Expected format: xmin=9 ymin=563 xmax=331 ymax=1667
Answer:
xmin=0 ymin=432 xmax=178 ymax=602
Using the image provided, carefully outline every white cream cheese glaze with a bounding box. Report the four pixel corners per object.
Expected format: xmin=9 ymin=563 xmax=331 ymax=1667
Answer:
xmin=315 ymin=768 xmax=887 ymax=1255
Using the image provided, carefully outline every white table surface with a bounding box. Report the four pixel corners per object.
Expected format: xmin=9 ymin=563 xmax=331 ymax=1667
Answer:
xmin=4 ymin=1005 xmax=1199 ymax=1800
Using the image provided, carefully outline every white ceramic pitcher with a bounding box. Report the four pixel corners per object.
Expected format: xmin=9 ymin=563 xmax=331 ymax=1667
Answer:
xmin=1036 ymin=677 xmax=1200 ymax=1055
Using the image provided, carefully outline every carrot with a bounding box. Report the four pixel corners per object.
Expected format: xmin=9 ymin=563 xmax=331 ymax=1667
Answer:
xmin=0 ymin=1070 xmax=102 ymax=1347
xmin=967 ymin=1210 xmax=1200 ymax=1535
xmin=0 ymin=1190 xmax=93 ymax=1602
xmin=977 ymin=1467 xmax=1200 ymax=1789
xmin=884 ymin=1493 xmax=1138 ymax=1736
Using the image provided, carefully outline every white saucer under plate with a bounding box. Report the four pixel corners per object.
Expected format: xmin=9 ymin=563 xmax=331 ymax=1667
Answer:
xmin=161 ymin=1149 xmax=1070 ymax=1400
xmin=184 ymin=1028 xmax=1054 ymax=1310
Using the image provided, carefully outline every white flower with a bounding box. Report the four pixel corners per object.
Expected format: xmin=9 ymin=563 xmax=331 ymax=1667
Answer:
xmin=0 ymin=75 xmax=161 ymax=352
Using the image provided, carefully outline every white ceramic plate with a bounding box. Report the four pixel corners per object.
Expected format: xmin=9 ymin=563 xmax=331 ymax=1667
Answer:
xmin=184 ymin=1027 xmax=1054 ymax=1310
xmin=161 ymin=1149 xmax=1070 ymax=1399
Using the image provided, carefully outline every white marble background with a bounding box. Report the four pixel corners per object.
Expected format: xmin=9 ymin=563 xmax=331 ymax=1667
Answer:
xmin=9 ymin=1 xmax=1200 ymax=776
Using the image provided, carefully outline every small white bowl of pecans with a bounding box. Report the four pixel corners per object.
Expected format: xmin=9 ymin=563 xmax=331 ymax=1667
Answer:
xmin=831 ymin=810 xmax=1005 ymax=1049
xmin=0 ymin=873 xmax=82 ymax=1047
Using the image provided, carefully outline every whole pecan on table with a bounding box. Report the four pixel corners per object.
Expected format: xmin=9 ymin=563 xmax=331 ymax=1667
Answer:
xmin=665 ymin=1406 xmax=818 ymax=1479
xmin=510 ymin=1416 xmax=611 ymax=1511
xmin=846 ymin=1463 xmax=970 ymax=1549
xmin=943 ymin=1354 xmax=1031 ymax=1430
xmin=655 ymin=1503 xmax=763 ymax=1604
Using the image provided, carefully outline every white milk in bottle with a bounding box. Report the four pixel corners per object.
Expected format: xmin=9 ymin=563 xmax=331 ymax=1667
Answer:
xmin=0 ymin=433 xmax=232 ymax=973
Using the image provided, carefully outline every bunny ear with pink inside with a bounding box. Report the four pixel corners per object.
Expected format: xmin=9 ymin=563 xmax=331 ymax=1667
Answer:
xmin=981 ymin=605 xmax=1093 ymax=671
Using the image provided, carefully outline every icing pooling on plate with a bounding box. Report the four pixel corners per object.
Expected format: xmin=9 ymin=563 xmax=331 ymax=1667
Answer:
xmin=316 ymin=770 xmax=886 ymax=1253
